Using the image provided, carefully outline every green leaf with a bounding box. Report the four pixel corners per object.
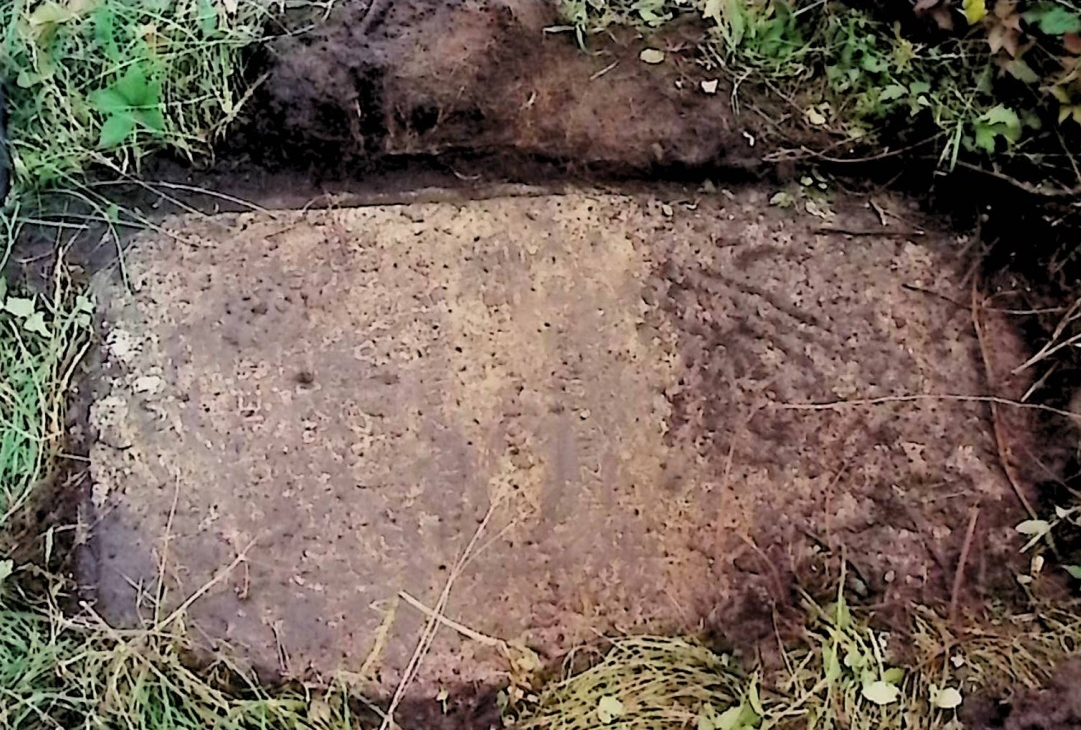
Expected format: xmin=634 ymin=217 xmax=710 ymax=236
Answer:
xmin=115 ymin=64 xmax=149 ymax=105
xmin=93 ymin=6 xmax=121 ymax=62
xmin=972 ymin=124 xmax=998 ymax=153
xmin=4 ymin=296 xmax=35 ymax=318
xmin=89 ymin=87 xmax=129 ymax=115
xmin=597 ymin=697 xmax=625 ymax=724
xmin=984 ymin=105 xmax=1021 ymax=129
xmin=823 ymin=643 xmax=842 ymax=682
xmin=76 ymin=294 xmax=94 ymax=313
xmin=882 ymin=667 xmax=904 ymax=684
xmin=197 ymin=0 xmax=219 ymax=34
xmin=1025 ymin=3 xmax=1081 ymax=35
xmin=747 ymin=674 xmax=763 ymax=716
xmin=1015 ymin=519 xmax=1052 ymax=537
xmin=98 ymin=113 xmax=137 ymax=149
xmin=715 ymin=705 xmax=743 ymax=730
xmin=16 ymin=69 xmax=40 ymax=88
xmin=880 ymin=84 xmax=907 ymax=102
xmin=1065 ymin=565 xmax=1081 ymax=580
xmin=844 ymin=648 xmax=866 ymax=669
xmin=22 ymin=311 xmax=50 ymax=336
xmin=0 ymin=560 xmax=12 ymax=587
xmin=862 ymin=680 xmax=900 ymax=705
xmin=136 ymin=106 xmax=166 ymax=134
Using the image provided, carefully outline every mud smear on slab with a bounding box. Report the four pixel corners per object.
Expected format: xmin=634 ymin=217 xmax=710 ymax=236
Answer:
xmin=81 ymin=189 xmax=1034 ymax=703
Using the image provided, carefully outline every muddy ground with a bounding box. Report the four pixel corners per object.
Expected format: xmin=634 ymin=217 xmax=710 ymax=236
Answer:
xmin=22 ymin=0 xmax=1081 ymax=726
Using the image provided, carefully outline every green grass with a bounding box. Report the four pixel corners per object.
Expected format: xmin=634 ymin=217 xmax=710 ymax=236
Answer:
xmin=0 ymin=0 xmax=274 ymax=198
xmin=0 ymin=271 xmax=89 ymax=530
xmin=511 ymin=589 xmax=1081 ymax=730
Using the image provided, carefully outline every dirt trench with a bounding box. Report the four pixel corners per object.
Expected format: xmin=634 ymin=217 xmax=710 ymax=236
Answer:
xmin=245 ymin=0 xmax=782 ymax=176
xmin=61 ymin=0 xmax=1081 ymax=726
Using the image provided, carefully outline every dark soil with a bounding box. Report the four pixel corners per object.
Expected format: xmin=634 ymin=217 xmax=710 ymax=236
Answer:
xmin=247 ymin=0 xmax=781 ymax=177
xmin=965 ymin=659 xmax=1081 ymax=730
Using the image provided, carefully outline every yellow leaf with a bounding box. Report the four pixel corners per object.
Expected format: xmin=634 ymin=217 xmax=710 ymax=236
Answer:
xmin=963 ymin=0 xmax=987 ymax=24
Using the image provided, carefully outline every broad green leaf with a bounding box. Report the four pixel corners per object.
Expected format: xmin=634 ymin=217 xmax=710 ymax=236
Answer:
xmin=882 ymin=667 xmax=904 ymax=685
xmin=144 ymin=78 xmax=163 ymax=106
xmin=1025 ymin=3 xmax=1081 ymax=35
xmin=726 ymin=0 xmax=746 ymax=46
xmin=76 ymin=294 xmax=94 ymax=313
xmin=972 ymin=124 xmax=998 ymax=153
xmin=4 ymin=296 xmax=35 ymax=318
xmin=880 ymin=84 xmax=907 ymax=102
xmin=0 ymin=560 xmax=12 ymax=586
xmin=89 ymin=87 xmax=129 ymax=114
xmin=98 ymin=113 xmax=137 ymax=149
xmin=698 ymin=710 xmax=716 ymax=730
xmin=137 ymin=106 xmax=166 ymax=134
xmin=1015 ymin=519 xmax=1051 ymax=537
xmin=16 ymin=69 xmax=41 ymax=88
xmin=597 ymin=696 xmax=625 ymax=724
xmin=716 ymin=705 xmax=743 ymax=730
xmin=93 ymin=6 xmax=121 ymax=62
xmin=862 ymin=680 xmax=900 ymax=705
xmin=1065 ymin=565 xmax=1081 ymax=580
xmin=983 ymin=105 xmax=1021 ymax=130
xmin=844 ymin=648 xmax=866 ymax=669
xmin=115 ymin=65 xmax=149 ymax=104
xmin=22 ymin=311 xmax=49 ymax=336
xmin=197 ymin=0 xmax=219 ymax=34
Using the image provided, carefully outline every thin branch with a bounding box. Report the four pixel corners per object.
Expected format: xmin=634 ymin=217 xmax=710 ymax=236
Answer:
xmin=949 ymin=506 xmax=980 ymax=625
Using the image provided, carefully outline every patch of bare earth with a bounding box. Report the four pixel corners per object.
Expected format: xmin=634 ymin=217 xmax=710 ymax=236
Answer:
xmin=254 ymin=0 xmax=777 ymax=174
xmin=81 ymin=189 xmax=1034 ymax=703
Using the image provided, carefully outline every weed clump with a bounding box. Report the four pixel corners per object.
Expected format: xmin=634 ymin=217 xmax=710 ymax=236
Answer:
xmin=0 ymin=0 xmax=274 ymax=197
xmin=561 ymin=0 xmax=1081 ymax=187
